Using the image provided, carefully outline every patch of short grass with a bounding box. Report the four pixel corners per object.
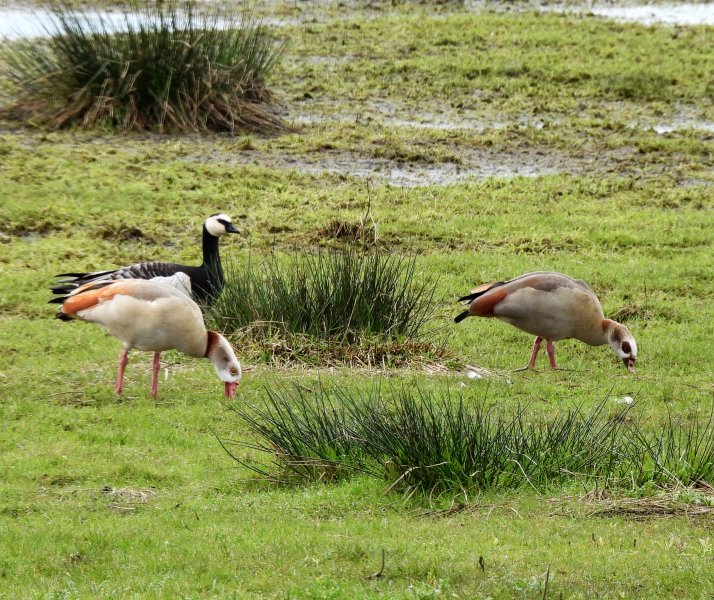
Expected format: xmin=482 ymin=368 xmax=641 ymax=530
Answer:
xmin=281 ymin=11 xmax=714 ymax=116
xmin=0 ymin=0 xmax=286 ymax=132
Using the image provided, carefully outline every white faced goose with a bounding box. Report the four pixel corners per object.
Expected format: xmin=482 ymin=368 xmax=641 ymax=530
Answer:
xmin=454 ymin=271 xmax=637 ymax=372
xmin=51 ymin=213 xmax=239 ymax=305
xmin=51 ymin=274 xmax=242 ymax=398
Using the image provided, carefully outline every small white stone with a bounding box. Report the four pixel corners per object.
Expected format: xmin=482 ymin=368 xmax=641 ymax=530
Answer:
xmin=613 ymin=395 xmax=634 ymax=405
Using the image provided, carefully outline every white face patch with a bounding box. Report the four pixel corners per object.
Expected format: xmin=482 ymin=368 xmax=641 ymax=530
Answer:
xmin=208 ymin=335 xmax=242 ymax=383
xmin=214 ymin=356 xmax=242 ymax=383
xmin=205 ymin=213 xmax=232 ymax=237
xmin=607 ymin=324 xmax=637 ymax=358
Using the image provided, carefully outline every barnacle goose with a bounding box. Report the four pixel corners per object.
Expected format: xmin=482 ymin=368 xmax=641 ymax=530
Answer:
xmin=51 ymin=213 xmax=239 ymax=305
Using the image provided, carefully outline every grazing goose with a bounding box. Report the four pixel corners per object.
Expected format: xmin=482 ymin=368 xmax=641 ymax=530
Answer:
xmin=51 ymin=213 xmax=239 ymax=305
xmin=51 ymin=274 xmax=242 ymax=398
xmin=454 ymin=271 xmax=637 ymax=372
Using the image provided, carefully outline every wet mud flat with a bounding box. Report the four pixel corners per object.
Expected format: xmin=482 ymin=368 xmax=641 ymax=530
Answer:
xmin=2 ymin=118 xmax=709 ymax=188
xmin=1 ymin=1 xmax=712 ymax=189
xmin=173 ymin=143 xmax=642 ymax=187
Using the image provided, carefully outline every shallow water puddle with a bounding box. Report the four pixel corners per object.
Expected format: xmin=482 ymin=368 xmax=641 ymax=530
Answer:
xmin=650 ymin=120 xmax=714 ymax=134
xmin=0 ymin=7 xmax=285 ymax=39
xmin=588 ymin=3 xmax=714 ymax=26
xmin=175 ymin=147 xmax=570 ymax=187
xmin=548 ymin=3 xmax=714 ymax=26
xmin=292 ymin=98 xmax=554 ymax=133
xmin=0 ymin=8 xmax=137 ymax=39
xmin=292 ymin=113 xmax=547 ymax=132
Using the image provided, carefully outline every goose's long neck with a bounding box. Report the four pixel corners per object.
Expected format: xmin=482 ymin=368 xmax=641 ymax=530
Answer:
xmin=594 ymin=319 xmax=618 ymax=346
xmin=202 ymin=226 xmax=224 ymax=287
xmin=202 ymin=226 xmax=220 ymax=266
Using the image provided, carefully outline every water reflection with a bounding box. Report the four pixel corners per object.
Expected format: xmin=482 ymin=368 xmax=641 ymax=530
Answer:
xmin=589 ymin=3 xmax=714 ymax=26
xmin=0 ymin=8 xmax=148 ymax=39
xmin=0 ymin=7 xmax=280 ymax=40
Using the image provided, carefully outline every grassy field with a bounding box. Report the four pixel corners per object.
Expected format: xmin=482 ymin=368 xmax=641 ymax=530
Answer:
xmin=1 ymin=2 xmax=714 ymax=598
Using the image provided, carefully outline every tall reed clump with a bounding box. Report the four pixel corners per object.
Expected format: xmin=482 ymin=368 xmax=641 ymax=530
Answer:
xmin=0 ymin=0 xmax=286 ymax=132
xmin=624 ymin=408 xmax=714 ymax=487
xmin=222 ymin=382 xmax=380 ymax=482
xmin=222 ymin=382 xmax=714 ymax=495
xmin=207 ymin=250 xmax=444 ymax=365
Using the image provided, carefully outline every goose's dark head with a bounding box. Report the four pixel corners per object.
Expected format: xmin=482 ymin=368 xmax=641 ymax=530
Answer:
xmin=205 ymin=213 xmax=240 ymax=237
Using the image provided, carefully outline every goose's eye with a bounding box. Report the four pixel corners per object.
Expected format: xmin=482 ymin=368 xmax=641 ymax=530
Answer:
xmin=230 ymin=367 xmax=238 ymax=376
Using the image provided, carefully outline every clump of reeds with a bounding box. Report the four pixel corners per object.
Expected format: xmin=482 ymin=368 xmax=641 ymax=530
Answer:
xmin=0 ymin=0 xmax=286 ymax=132
xmin=624 ymin=407 xmax=714 ymax=487
xmin=207 ymin=250 xmax=443 ymax=365
xmin=222 ymin=381 xmax=714 ymax=495
xmin=223 ymin=382 xmax=379 ymax=482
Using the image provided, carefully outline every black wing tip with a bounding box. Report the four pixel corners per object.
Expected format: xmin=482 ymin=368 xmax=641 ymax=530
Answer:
xmin=54 ymin=269 xmax=118 ymax=280
xmin=454 ymin=311 xmax=470 ymax=324
xmin=55 ymin=312 xmax=73 ymax=321
xmin=457 ymin=281 xmax=508 ymax=304
xmin=51 ymin=285 xmax=76 ymax=295
xmin=50 ymin=279 xmax=115 ymax=304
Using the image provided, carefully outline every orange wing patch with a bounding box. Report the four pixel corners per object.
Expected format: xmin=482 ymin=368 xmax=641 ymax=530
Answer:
xmin=470 ymin=281 xmax=500 ymax=295
xmin=468 ymin=287 xmax=509 ymax=317
xmin=60 ymin=281 xmax=134 ymax=317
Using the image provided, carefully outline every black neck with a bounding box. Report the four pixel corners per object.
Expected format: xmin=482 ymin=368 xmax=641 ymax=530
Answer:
xmin=202 ymin=226 xmax=221 ymax=268
xmin=201 ymin=225 xmax=224 ymax=297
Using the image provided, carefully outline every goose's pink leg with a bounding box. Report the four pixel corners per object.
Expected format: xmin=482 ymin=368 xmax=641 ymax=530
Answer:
xmin=515 ymin=336 xmax=543 ymax=371
xmin=546 ymin=341 xmax=558 ymax=369
xmin=115 ymin=349 xmax=129 ymax=395
xmin=150 ymin=352 xmax=161 ymax=399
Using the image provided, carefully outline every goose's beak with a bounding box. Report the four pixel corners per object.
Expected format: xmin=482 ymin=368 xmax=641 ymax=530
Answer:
xmin=623 ymin=358 xmax=636 ymax=374
xmin=225 ymin=223 xmax=240 ymax=234
xmin=224 ymin=381 xmax=239 ymax=397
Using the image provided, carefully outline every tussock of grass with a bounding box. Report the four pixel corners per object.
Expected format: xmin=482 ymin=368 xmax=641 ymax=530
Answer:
xmin=225 ymin=383 xmax=714 ymax=495
xmin=315 ymin=218 xmax=379 ymax=247
xmin=314 ymin=200 xmax=380 ymax=247
xmin=626 ymin=408 xmax=714 ymax=488
xmin=208 ymin=250 xmax=444 ymax=364
xmin=0 ymin=0 xmax=286 ymax=132
xmin=222 ymin=383 xmax=376 ymax=482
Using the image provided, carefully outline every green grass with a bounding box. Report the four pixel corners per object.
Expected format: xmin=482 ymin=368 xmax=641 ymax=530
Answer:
xmin=280 ymin=10 xmax=714 ymax=112
xmin=1 ymin=2 xmax=714 ymax=597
